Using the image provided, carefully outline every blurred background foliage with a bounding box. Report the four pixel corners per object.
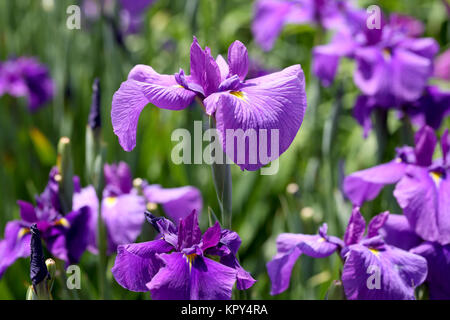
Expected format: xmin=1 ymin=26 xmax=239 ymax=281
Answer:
xmin=0 ymin=0 xmax=448 ymax=299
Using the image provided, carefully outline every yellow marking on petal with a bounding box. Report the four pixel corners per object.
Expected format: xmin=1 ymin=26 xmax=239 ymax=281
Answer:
xmin=230 ymin=91 xmax=247 ymax=100
xmin=147 ymin=202 xmax=158 ymax=211
xmin=318 ymin=237 xmax=326 ymax=243
xmin=383 ymin=48 xmax=392 ymax=61
xmin=173 ymin=85 xmax=184 ymax=89
xmin=369 ymin=248 xmax=380 ymax=256
xmin=185 ymin=254 xmax=197 ymax=273
xmin=430 ymin=171 xmax=443 ymax=187
xmin=18 ymin=227 xmax=30 ymax=239
xmin=54 ymin=217 xmax=70 ymax=228
xmin=395 ymin=157 xmax=403 ymax=163
xmin=104 ymin=197 xmax=118 ymax=207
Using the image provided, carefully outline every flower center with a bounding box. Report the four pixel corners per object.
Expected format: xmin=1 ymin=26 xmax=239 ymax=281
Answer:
xmin=369 ymin=248 xmax=380 ymax=256
xmin=430 ymin=171 xmax=443 ymax=187
xmin=18 ymin=227 xmax=30 ymax=239
xmin=104 ymin=196 xmax=118 ymax=207
xmin=54 ymin=217 xmax=70 ymax=228
xmin=230 ymin=91 xmax=246 ymax=100
xmin=185 ymin=253 xmax=197 ymax=272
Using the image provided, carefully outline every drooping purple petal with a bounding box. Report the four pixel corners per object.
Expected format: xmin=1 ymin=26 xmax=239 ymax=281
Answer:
xmin=147 ymin=253 xmax=237 ymax=300
xmin=204 ymin=65 xmax=306 ymax=171
xmin=411 ymin=242 xmax=450 ymax=299
xmin=111 ymin=65 xmax=196 ymax=151
xmin=394 ymin=166 xmax=450 ymax=245
xmin=342 ymin=244 xmax=427 ymax=300
xmin=343 ymin=160 xmax=408 ymax=206
xmin=101 ymin=194 xmax=146 ymax=252
xmin=112 ymin=239 xmax=173 ymax=292
xmin=0 ymin=221 xmax=31 ymax=278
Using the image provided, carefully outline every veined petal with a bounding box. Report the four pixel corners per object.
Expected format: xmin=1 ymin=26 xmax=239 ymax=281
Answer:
xmin=177 ymin=210 xmax=202 ymax=250
xmin=394 ymin=166 xmax=450 ymax=245
xmin=343 ymin=161 xmax=408 ymax=206
xmin=342 ymin=244 xmax=427 ymax=300
xmin=112 ymin=239 xmax=173 ymax=292
xmin=367 ymin=211 xmax=389 ymax=238
xmin=216 ymin=54 xmax=229 ymax=81
xmin=379 ymin=214 xmax=422 ymax=251
xmin=143 ymin=184 xmax=203 ymax=223
xmin=414 ymin=125 xmax=437 ymax=167
xmin=147 ymin=253 xmax=237 ymax=300
xmin=0 ymin=221 xmax=31 ymax=278
xmin=112 ymin=65 xmax=196 ymax=151
xmin=344 ymin=207 xmax=366 ymax=246
xmin=227 ymin=40 xmax=249 ymax=81
xmin=102 ymin=194 xmax=146 ymax=252
xmin=204 ymin=65 xmax=306 ymax=171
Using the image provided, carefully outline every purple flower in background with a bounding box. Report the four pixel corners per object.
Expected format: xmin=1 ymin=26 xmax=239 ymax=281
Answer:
xmin=73 ymin=161 xmax=203 ymax=253
xmin=0 ymin=168 xmax=90 ymax=278
xmin=434 ymin=49 xmax=450 ymax=81
xmin=111 ymin=37 xmax=306 ymax=171
xmin=344 ymin=126 xmax=450 ymax=246
xmin=0 ymin=57 xmax=54 ymax=111
xmin=252 ymin=0 xmax=355 ymax=51
xmin=380 ymin=214 xmax=450 ymax=299
xmin=267 ymin=207 xmax=427 ymax=299
xmin=111 ymin=210 xmax=255 ymax=299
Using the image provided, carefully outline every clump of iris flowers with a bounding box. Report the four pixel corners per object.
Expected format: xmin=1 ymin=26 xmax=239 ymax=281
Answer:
xmin=73 ymin=161 xmax=203 ymax=254
xmin=0 ymin=168 xmax=90 ymax=278
xmin=0 ymin=57 xmax=54 ymax=111
xmin=267 ymin=207 xmax=428 ymax=299
xmin=112 ymin=210 xmax=255 ymax=300
xmin=344 ymin=126 xmax=450 ymax=246
xmin=111 ymin=37 xmax=307 ymax=171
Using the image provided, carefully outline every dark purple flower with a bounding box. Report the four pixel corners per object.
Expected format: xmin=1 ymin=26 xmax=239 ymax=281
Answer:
xmin=267 ymin=207 xmax=427 ymax=299
xmin=381 ymin=214 xmax=450 ymax=299
xmin=0 ymin=57 xmax=54 ymax=111
xmin=0 ymin=168 xmax=90 ymax=278
xmin=252 ymin=0 xmax=355 ymax=51
xmin=111 ymin=210 xmax=255 ymax=300
xmin=73 ymin=162 xmax=203 ymax=254
xmin=111 ymin=37 xmax=306 ymax=171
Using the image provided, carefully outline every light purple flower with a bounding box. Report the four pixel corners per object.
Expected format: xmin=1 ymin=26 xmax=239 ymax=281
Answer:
xmin=434 ymin=49 xmax=450 ymax=81
xmin=252 ymin=0 xmax=355 ymax=51
xmin=73 ymin=162 xmax=203 ymax=253
xmin=0 ymin=57 xmax=54 ymax=111
xmin=111 ymin=210 xmax=255 ymax=300
xmin=267 ymin=207 xmax=427 ymax=299
xmin=0 ymin=168 xmax=91 ymax=278
xmin=111 ymin=37 xmax=306 ymax=171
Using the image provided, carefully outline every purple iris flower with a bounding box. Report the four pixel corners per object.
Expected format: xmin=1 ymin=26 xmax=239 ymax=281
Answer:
xmin=252 ymin=0 xmax=355 ymax=51
xmin=111 ymin=37 xmax=306 ymax=171
xmin=111 ymin=210 xmax=255 ymax=300
xmin=313 ymin=11 xmax=438 ymax=100
xmin=380 ymin=214 xmax=450 ymax=299
xmin=344 ymin=126 xmax=450 ymax=246
xmin=267 ymin=207 xmax=428 ymax=299
xmin=0 ymin=168 xmax=91 ymax=278
xmin=0 ymin=57 xmax=54 ymax=111
xmin=72 ymin=162 xmax=203 ymax=254
xmin=82 ymin=0 xmax=155 ymax=35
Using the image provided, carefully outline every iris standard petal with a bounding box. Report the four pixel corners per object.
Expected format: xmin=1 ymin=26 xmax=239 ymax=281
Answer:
xmin=111 ymin=65 xmax=196 ymax=151
xmin=17 ymin=200 xmax=38 ymax=223
xmin=344 ymin=207 xmax=367 ymax=246
xmin=227 ymin=40 xmax=249 ymax=81
xmin=177 ymin=210 xmax=202 ymax=250
xmin=414 ymin=125 xmax=437 ymax=167
xmin=112 ymin=239 xmax=174 ymax=292
xmin=147 ymin=252 xmax=237 ymax=300
xmin=204 ymin=65 xmax=306 ymax=171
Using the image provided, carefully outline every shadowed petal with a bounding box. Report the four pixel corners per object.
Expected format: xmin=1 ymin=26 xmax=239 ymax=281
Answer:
xmin=177 ymin=210 xmax=202 ymax=250
xmin=379 ymin=214 xmax=422 ymax=251
xmin=148 ymin=253 xmax=237 ymax=300
xmin=112 ymin=240 xmax=173 ymax=292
